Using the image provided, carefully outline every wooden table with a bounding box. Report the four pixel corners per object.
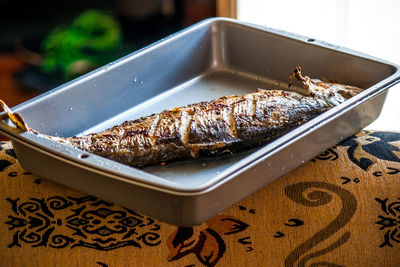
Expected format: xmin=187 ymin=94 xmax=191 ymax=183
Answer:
xmin=1 ymin=130 xmax=399 ymax=266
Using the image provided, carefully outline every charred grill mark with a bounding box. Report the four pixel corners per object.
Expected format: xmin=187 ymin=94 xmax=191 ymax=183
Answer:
xmin=225 ymin=100 xmax=238 ymax=139
xmin=180 ymin=109 xmax=194 ymax=147
xmin=149 ymin=114 xmax=160 ymax=135
xmin=124 ymin=128 xmax=150 ymax=137
xmin=98 ymin=133 xmax=118 ymax=139
xmin=251 ymin=94 xmax=257 ymax=117
xmin=149 ymin=114 xmax=160 ymax=145
xmin=214 ymin=103 xmax=229 ymax=109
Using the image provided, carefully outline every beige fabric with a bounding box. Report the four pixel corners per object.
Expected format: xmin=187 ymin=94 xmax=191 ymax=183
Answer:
xmin=1 ymin=130 xmax=399 ymax=266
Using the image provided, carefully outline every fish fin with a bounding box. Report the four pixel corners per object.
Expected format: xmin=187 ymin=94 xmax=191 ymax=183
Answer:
xmin=288 ymin=66 xmax=316 ymax=95
xmin=0 ymin=99 xmax=29 ymax=131
xmin=289 ymin=66 xmax=305 ymax=88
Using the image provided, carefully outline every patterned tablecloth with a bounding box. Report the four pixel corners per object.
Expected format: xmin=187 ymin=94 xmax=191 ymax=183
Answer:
xmin=1 ymin=130 xmax=399 ymax=267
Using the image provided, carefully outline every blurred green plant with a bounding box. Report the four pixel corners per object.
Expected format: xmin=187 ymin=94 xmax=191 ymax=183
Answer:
xmin=41 ymin=10 xmax=122 ymax=80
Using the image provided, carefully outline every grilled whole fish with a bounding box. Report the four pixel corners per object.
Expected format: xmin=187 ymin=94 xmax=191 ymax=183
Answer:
xmin=1 ymin=67 xmax=363 ymax=167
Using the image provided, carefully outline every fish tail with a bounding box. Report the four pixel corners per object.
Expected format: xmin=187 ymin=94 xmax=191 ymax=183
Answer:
xmin=0 ymin=99 xmax=29 ymax=131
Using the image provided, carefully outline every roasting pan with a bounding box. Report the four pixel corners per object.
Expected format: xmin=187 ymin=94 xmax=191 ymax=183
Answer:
xmin=1 ymin=18 xmax=399 ymax=226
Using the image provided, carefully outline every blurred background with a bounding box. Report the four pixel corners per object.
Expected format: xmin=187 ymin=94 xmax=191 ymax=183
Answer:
xmin=0 ymin=0 xmax=220 ymax=107
xmin=0 ymin=0 xmax=398 ymax=131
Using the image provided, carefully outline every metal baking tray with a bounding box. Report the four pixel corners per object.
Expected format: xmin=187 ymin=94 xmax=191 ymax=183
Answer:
xmin=1 ymin=18 xmax=399 ymax=226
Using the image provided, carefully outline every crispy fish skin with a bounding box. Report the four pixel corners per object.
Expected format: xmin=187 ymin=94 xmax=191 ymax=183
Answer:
xmin=65 ymin=81 xmax=361 ymax=167
xmin=1 ymin=67 xmax=363 ymax=167
xmin=65 ymin=90 xmax=330 ymax=167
